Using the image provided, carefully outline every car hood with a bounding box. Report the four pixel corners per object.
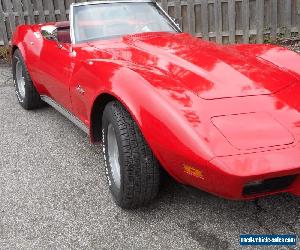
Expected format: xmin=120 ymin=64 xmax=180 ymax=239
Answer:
xmin=90 ymin=32 xmax=298 ymax=100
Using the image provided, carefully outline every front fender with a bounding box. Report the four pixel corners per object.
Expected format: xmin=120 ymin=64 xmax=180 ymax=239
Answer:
xmin=11 ymin=24 xmax=44 ymax=93
xmin=12 ymin=25 xmax=33 ymax=64
xmin=71 ymin=59 xmax=215 ymax=183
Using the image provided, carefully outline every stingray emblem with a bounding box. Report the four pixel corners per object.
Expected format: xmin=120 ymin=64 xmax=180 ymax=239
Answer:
xmin=76 ymin=85 xmax=85 ymax=95
xmin=183 ymin=164 xmax=204 ymax=179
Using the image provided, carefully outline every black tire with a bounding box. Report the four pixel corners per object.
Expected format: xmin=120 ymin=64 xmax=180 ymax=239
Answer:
xmin=12 ymin=49 xmax=43 ymax=110
xmin=102 ymin=101 xmax=160 ymax=208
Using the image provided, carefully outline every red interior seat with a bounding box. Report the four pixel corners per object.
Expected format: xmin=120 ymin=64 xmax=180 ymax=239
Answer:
xmin=55 ymin=21 xmax=71 ymax=43
xmin=57 ymin=29 xmax=71 ymax=43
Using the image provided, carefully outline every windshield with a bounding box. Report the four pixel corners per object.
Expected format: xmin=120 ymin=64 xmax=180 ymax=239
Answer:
xmin=72 ymin=2 xmax=179 ymax=43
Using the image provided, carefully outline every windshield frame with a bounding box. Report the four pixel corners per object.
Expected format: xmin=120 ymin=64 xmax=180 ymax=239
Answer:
xmin=69 ymin=0 xmax=181 ymax=44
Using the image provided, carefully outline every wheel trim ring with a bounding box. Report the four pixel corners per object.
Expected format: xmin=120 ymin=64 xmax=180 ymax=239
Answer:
xmin=15 ymin=59 xmax=26 ymax=98
xmin=107 ymin=123 xmax=121 ymax=189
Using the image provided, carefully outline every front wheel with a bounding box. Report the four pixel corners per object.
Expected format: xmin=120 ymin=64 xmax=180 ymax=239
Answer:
xmin=102 ymin=101 xmax=160 ymax=209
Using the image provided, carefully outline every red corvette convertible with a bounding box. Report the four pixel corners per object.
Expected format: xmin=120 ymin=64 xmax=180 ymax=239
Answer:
xmin=11 ymin=0 xmax=300 ymax=208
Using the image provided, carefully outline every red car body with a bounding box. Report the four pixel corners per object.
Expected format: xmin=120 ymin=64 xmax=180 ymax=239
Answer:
xmin=11 ymin=20 xmax=300 ymax=200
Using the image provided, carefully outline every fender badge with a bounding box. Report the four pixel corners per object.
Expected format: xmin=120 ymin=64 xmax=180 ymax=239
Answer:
xmin=76 ymin=85 xmax=85 ymax=95
xmin=183 ymin=164 xmax=204 ymax=179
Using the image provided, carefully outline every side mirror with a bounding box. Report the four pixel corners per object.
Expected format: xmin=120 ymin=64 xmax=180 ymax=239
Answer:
xmin=41 ymin=25 xmax=58 ymax=41
xmin=40 ymin=25 xmax=63 ymax=48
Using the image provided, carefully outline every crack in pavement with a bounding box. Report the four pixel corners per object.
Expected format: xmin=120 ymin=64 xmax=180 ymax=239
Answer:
xmin=253 ymin=199 xmax=273 ymax=234
xmin=253 ymin=195 xmax=300 ymax=237
xmin=282 ymin=195 xmax=300 ymax=235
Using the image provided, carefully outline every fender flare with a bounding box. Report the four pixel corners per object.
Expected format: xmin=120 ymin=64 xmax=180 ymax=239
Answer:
xmin=86 ymin=64 xmax=214 ymax=183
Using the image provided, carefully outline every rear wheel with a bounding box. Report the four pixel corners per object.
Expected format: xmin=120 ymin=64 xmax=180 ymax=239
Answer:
xmin=12 ymin=49 xmax=43 ymax=110
xmin=102 ymin=101 xmax=160 ymax=208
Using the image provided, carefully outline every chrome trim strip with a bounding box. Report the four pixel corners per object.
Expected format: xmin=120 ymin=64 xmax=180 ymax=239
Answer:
xmin=70 ymin=4 xmax=75 ymax=44
xmin=69 ymin=0 xmax=181 ymax=44
xmin=155 ymin=2 xmax=182 ymax=32
xmin=41 ymin=95 xmax=89 ymax=134
xmin=71 ymin=0 xmax=153 ymax=8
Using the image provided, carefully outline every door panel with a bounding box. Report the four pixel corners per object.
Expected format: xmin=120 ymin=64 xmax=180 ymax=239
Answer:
xmin=38 ymin=40 xmax=73 ymax=111
xmin=69 ymin=46 xmax=96 ymax=127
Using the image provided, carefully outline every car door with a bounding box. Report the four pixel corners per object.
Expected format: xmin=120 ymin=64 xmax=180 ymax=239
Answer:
xmin=68 ymin=44 xmax=95 ymax=127
xmin=38 ymin=27 xmax=73 ymax=111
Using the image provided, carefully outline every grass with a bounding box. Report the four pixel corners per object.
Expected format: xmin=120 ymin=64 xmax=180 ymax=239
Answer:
xmin=0 ymin=46 xmax=9 ymax=63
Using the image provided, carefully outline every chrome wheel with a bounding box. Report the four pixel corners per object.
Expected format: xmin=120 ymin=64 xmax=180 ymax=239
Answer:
xmin=15 ymin=59 xmax=26 ymax=98
xmin=107 ymin=123 xmax=121 ymax=188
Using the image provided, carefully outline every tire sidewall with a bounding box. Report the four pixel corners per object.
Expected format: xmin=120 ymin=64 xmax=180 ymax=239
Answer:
xmin=12 ymin=51 xmax=27 ymax=107
xmin=102 ymin=107 xmax=125 ymax=205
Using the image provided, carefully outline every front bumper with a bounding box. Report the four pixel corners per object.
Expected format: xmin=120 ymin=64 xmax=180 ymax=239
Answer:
xmin=189 ymin=144 xmax=300 ymax=200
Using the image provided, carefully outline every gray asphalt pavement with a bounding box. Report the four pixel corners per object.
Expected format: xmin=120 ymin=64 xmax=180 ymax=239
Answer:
xmin=0 ymin=63 xmax=299 ymax=249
